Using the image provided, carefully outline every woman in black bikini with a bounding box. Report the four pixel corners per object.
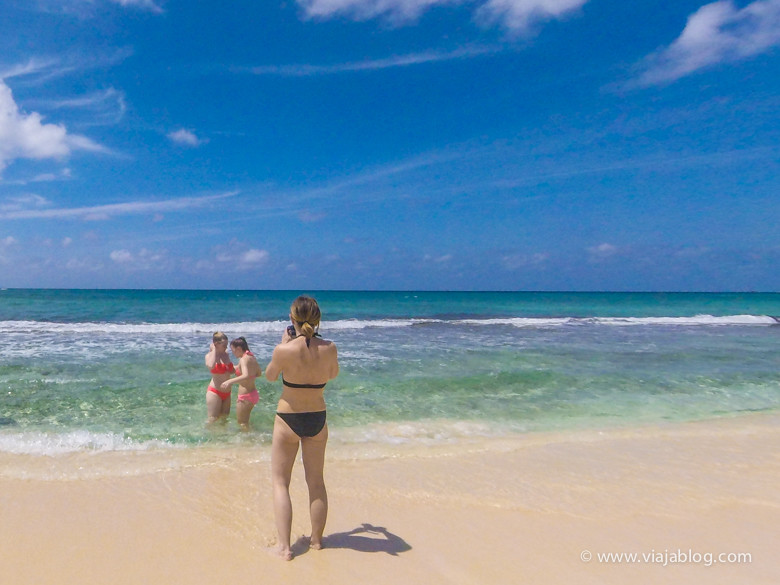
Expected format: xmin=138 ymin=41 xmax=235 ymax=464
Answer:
xmin=265 ymin=296 xmax=339 ymax=561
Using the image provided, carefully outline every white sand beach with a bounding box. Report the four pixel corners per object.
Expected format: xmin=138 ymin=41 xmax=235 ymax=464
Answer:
xmin=2 ymin=413 xmax=778 ymax=585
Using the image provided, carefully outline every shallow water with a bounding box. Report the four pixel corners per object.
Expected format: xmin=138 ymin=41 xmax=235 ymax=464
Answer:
xmin=0 ymin=290 xmax=778 ymax=455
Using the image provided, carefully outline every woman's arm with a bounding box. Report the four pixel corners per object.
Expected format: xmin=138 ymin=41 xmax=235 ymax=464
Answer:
xmin=220 ymin=355 xmax=255 ymax=390
xmin=265 ymin=345 xmax=283 ymax=382
xmin=205 ymin=343 xmax=217 ymax=368
xmin=328 ymin=343 xmax=339 ymax=380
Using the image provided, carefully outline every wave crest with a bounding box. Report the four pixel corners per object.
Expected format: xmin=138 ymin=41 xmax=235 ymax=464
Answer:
xmin=0 ymin=314 xmax=775 ymax=336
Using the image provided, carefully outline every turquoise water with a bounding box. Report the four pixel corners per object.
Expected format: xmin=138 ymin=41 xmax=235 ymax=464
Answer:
xmin=0 ymin=289 xmax=778 ymax=454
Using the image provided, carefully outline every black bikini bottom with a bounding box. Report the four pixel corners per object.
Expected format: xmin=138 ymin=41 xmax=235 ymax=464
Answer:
xmin=276 ymin=411 xmax=327 ymax=438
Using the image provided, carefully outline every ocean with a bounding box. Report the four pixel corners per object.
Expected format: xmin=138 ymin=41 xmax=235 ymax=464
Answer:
xmin=1 ymin=289 xmax=778 ymax=459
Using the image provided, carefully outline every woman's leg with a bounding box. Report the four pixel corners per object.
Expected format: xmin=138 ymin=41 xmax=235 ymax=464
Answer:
xmin=271 ymin=416 xmax=300 ymax=560
xmin=301 ymin=423 xmax=328 ymax=549
xmin=235 ymin=400 xmax=253 ymax=430
xmin=206 ymin=390 xmax=227 ymax=423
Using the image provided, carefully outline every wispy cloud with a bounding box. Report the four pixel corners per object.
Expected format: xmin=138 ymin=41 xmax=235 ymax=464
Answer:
xmin=109 ymin=248 xmax=172 ymax=271
xmin=0 ymin=191 xmax=239 ymax=221
xmin=475 ymin=0 xmax=588 ymax=33
xmin=29 ymin=0 xmax=163 ymax=16
xmin=1 ymin=168 xmax=73 ymax=186
xmin=0 ymin=193 xmax=52 ymax=213
xmin=501 ymin=252 xmax=549 ymax=270
xmin=199 ymin=239 xmax=270 ymax=271
xmin=0 ymin=57 xmax=72 ymax=83
xmin=0 ymin=49 xmax=133 ymax=87
xmin=245 ymin=45 xmax=499 ymax=77
xmin=587 ymin=242 xmax=619 ymax=261
xmin=167 ymin=128 xmax=208 ymax=147
xmin=25 ymin=88 xmax=127 ymax=126
xmin=296 ymin=0 xmax=589 ymax=32
xmin=298 ymin=0 xmax=459 ymax=22
xmin=109 ymin=0 xmax=164 ymax=13
xmin=215 ymin=242 xmax=270 ymax=267
xmin=633 ymin=0 xmax=780 ymax=86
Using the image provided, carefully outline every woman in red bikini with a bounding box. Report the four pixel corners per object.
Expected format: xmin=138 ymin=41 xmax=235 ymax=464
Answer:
xmin=205 ymin=331 xmax=235 ymax=424
xmin=219 ymin=337 xmax=262 ymax=430
xmin=265 ymin=296 xmax=339 ymax=560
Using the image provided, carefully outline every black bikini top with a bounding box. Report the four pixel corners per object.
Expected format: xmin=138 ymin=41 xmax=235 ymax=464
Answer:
xmin=282 ymin=375 xmax=326 ymax=389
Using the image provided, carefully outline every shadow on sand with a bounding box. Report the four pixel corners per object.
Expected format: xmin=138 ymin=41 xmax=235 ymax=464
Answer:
xmin=291 ymin=524 xmax=412 ymax=558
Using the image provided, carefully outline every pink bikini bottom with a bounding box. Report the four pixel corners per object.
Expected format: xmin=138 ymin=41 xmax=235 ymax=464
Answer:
xmin=237 ymin=389 xmax=259 ymax=405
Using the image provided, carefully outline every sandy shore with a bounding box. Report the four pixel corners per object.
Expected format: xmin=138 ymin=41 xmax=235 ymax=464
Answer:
xmin=2 ymin=413 xmax=778 ymax=585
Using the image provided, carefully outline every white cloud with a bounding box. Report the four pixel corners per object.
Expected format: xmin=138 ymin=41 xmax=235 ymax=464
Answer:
xmin=501 ymin=252 xmax=549 ymax=270
xmin=110 ymin=248 xmax=171 ymax=270
xmin=168 ymin=128 xmax=207 ymax=147
xmin=298 ymin=210 xmax=327 ymax=222
xmin=0 ymin=80 xmax=106 ymax=174
xmin=109 ymin=0 xmax=164 ymax=12
xmin=0 ymin=235 xmax=18 ymax=265
xmin=1 ymin=168 xmax=74 ymax=186
xmin=424 ymin=253 xmax=453 ymax=263
xmin=208 ymin=241 xmax=270 ymax=270
xmin=27 ymin=88 xmax=127 ymax=127
xmin=634 ymin=0 xmax=780 ymax=86
xmin=587 ymin=242 xmax=619 ymax=260
xmin=0 ymin=191 xmax=239 ymax=221
xmin=476 ymin=0 xmax=587 ymax=33
xmin=0 ymin=194 xmax=52 ymax=212
xmin=298 ymin=0 xmax=456 ymax=21
xmin=0 ymin=58 xmax=66 ymax=82
xmin=110 ymin=249 xmax=133 ymax=264
xmin=248 ymin=46 xmax=498 ymax=76
xmin=241 ymin=248 xmax=270 ymax=265
xmin=296 ymin=0 xmax=588 ymax=32
xmin=1 ymin=50 xmax=134 ymax=88
xmin=34 ymin=0 xmax=164 ymax=14
xmin=65 ymin=257 xmax=104 ymax=272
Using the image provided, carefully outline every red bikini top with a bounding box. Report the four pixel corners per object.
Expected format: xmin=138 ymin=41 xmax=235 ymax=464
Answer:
xmin=210 ymin=362 xmax=235 ymax=375
xmin=235 ymin=351 xmax=254 ymax=376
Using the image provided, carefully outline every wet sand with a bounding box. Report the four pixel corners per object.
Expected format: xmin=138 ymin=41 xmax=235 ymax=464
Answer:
xmin=2 ymin=413 xmax=778 ymax=585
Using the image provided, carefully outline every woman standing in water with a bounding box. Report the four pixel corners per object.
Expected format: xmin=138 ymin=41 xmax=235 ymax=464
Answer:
xmin=220 ymin=337 xmax=262 ymax=430
xmin=265 ymin=296 xmax=339 ymax=560
xmin=205 ymin=332 xmax=234 ymax=424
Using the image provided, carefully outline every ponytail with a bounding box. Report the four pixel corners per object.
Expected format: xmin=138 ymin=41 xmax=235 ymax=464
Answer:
xmin=290 ymin=296 xmax=321 ymax=347
xmin=230 ymin=336 xmax=249 ymax=352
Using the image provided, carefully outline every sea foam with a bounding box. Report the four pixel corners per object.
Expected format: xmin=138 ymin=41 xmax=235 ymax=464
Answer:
xmin=0 ymin=314 xmax=775 ymax=336
xmin=0 ymin=430 xmax=176 ymax=456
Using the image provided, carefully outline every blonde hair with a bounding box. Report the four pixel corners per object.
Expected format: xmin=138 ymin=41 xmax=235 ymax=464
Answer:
xmin=290 ymin=296 xmax=321 ymax=343
xmin=212 ymin=331 xmax=228 ymax=344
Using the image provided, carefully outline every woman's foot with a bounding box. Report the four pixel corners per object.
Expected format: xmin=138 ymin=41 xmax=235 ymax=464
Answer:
xmin=275 ymin=546 xmax=294 ymax=561
xmin=264 ymin=543 xmax=294 ymax=561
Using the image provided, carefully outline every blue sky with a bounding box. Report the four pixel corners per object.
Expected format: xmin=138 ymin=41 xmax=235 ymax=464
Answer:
xmin=0 ymin=0 xmax=778 ymax=291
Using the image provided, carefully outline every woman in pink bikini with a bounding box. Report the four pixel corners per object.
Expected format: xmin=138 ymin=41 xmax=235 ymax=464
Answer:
xmin=205 ymin=331 xmax=235 ymax=424
xmin=265 ymin=296 xmax=339 ymax=560
xmin=220 ymin=336 xmax=262 ymax=430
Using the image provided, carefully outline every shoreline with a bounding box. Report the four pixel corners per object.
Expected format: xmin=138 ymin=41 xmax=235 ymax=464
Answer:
xmin=2 ymin=413 xmax=778 ymax=584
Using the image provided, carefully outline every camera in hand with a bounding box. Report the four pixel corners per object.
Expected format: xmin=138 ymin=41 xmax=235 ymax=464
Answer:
xmin=286 ymin=325 xmax=297 ymax=338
